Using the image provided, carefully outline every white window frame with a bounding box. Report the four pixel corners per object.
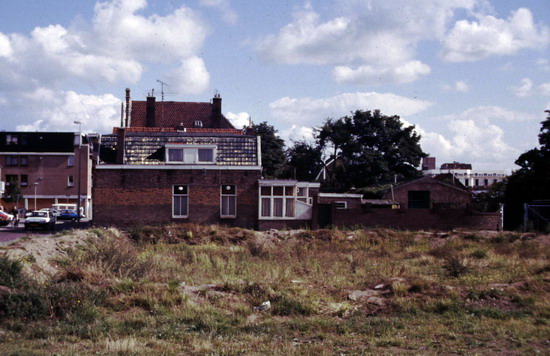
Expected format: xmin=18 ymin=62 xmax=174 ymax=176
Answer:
xmin=335 ymin=201 xmax=347 ymax=209
xmin=165 ymin=145 xmax=217 ymax=165
xmin=220 ymin=185 xmax=237 ymax=218
xmin=68 ymin=155 xmax=75 ymax=167
xmin=173 ymin=185 xmax=189 ymax=218
xmin=259 ymin=185 xmax=296 ymax=220
xmin=68 ymin=175 xmax=74 ymax=187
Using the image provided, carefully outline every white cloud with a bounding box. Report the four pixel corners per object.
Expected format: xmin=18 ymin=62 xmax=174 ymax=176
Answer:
xmin=537 ymin=58 xmax=550 ymax=72
xmin=538 ymin=83 xmax=550 ymax=97
xmin=269 ymin=92 xmax=432 ymax=126
xmin=256 ymin=1 xmax=480 ymax=85
xmin=333 ymin=61 xmax=431 ymax=85
xmin=418 ymin=106 xmax=537 ymax=170
xmin=226 ymin=112 xmax=250 ymax=128
xmin=14 ymin=89 xmax=121 ymax=134
xmin=0 ymin=33 xmax=13 ymax=58
xmin=91 ymin=0 xmax=207 ymax=62
xmin=442 ymin=8 xmax=550 ymax=62
xmin=168 ymin=57 xmax=210 ymax=95
xmin=455 ymin=81 xmax=470 ymax=93
xmin=442 ymin=105 xmax=536 ymax=123
xmin=0 ymin=0 xmax=211 ymax=131
xmin=512 ymin=78 xmax=533 ymax=97
xmin=200 ymin=0 xmax=238 ymax=24
xmin=279 ymin=125 xmax=315 ymax=144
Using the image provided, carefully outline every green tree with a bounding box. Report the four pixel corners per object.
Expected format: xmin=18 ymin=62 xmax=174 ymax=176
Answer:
xmin=285 ymin=140 xmax=324 ymax=181
xmin=249 ymin=122 xmax=286 ymax=178
xmin=316 ymin=110 xmax=426 ymax=189
xmin=505 ymin=110 xmax=550 ymax=229
xmin=2 ymin=177 xmax=22 ymax=204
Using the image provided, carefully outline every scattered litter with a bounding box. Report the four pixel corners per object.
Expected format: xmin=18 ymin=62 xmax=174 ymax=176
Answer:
xmin=253 ymin=300 xmax=271 ymax=312
xmin=374 ymin=284 xmax=385 ymax=289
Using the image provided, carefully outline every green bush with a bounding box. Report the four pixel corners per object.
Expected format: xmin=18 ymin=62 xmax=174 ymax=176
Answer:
xmin=444 ymin=255 xmax=468 ymax=277
xmin=272 ymin=295 xmax=315 ymax=316
xmin=0 ymin=256 xmax=25 ymax=288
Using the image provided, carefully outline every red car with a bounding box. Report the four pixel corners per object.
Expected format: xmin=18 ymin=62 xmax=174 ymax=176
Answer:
xmin=0 ymin=211 xmax=14 ymax=226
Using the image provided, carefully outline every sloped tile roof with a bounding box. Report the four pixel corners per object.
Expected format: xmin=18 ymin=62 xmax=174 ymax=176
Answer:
xmin=100 ymin=132 xmax=259 ymax=166
xmin=129 ymin=101 xmax=235 ymax=129
xmin=113 ymin=127 xmax=244 ymax=135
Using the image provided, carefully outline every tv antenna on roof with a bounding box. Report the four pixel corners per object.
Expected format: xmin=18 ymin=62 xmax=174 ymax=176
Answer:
xmin=157 ymin=79 xmax=169 ymax=102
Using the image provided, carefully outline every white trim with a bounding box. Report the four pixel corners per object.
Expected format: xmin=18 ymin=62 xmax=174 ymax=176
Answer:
xmin=96 ymin=164 xmax=262 ymax=170
xmin=220 ymin=184 xmax=237 ymax=218
xmin=256 ymin=136 xmax=262 ymax=167
xmin=318 ymin=193 xmax=363 ymax=198
xmin=172 ymin=185 xmax=189 ymax=218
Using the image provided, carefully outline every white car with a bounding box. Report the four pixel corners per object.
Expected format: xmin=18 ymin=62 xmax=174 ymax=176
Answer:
xmin=24 ymin=211 xmax=56 ymax=230
xmin=39 ymin=208 xmax=60 ymax=217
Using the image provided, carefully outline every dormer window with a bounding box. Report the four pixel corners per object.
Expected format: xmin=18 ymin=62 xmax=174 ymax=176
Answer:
xmin=166 ymin=145 xmax=216 ymax=164
xmin=194 ymin=120 xmax=203 ymax=128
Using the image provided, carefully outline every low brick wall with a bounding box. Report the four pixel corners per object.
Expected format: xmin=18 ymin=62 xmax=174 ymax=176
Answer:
xmin=331 ymin=207 xmax=502 ymax=231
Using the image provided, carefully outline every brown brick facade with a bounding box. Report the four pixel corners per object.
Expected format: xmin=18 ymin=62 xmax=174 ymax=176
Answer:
xmin=93 ymin=168 xmax=261 ymax=228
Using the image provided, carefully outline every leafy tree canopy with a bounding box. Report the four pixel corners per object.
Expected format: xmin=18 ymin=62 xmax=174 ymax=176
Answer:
xmin=504 ymin=110 xmax=550 ymax=229
xmin=284 ymin=140 xmax=324 ymax=181
xmin=316 ymin=110 xmax=427 ymax=189
xmin=249 ymin=122 xmax=286 ymax=178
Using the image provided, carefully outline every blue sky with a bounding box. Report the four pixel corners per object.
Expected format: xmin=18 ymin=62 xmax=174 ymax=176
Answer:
xmin=0 ymin=0 xmax=549 ymax=172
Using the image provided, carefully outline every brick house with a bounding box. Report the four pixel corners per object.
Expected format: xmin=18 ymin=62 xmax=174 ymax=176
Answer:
xmin=0 ymin=132 xmax=92 ymax=215
xmin=93 ymin=91 xmax=319 ymax=229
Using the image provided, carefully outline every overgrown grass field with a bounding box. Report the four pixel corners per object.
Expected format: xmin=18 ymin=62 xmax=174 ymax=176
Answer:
xmin=0 ymin=225 xmax=548 ymax=355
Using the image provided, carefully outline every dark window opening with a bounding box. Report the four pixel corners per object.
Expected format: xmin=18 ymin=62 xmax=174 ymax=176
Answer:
xmin=408 ymin=190 xmax=430 ymax=209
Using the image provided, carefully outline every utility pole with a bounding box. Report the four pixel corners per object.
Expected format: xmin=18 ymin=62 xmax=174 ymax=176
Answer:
xmin=74 ymin=121 xmax=82 ymax=223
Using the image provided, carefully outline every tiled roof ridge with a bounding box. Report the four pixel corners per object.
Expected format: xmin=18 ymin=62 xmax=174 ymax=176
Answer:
xmin=113 ymin=127 xmax=244 ymax=135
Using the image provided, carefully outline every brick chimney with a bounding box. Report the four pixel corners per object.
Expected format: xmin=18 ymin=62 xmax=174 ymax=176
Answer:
xmin=116 ymin=128 xmax=126 ymax=164
xmin=146 ymin=95 xmax=156 ymax=127
xmin=125 ymin=88 xmax=131 ymax=127
xmin=212 ymin=94 xmax=222 ymax=128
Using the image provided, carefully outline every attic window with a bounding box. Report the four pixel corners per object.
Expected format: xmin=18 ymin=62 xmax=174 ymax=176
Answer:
xmin=166 ymin=145 xmax=216 ymax=164
xmin=194 ymin=120 xmax=203 ymax=128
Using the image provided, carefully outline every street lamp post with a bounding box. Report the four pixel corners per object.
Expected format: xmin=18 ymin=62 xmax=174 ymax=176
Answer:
xmin=74 ymin=121 xmax=82 ymax=223
xmin=33 ymin=182 xmax=39 ymax=211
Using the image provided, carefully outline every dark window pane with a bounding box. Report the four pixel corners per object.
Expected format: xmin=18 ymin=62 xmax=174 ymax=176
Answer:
xmin=408 ymin=190 xmax=430 ymax=209
xmin=198 ymin=148 xmax=213 ymax=162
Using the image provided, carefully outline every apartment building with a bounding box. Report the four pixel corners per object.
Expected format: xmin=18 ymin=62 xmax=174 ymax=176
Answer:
xmin=0 ymin=132 xmax=92 ymax=216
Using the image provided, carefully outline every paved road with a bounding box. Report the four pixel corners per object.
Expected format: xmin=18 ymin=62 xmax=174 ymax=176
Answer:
xmin=0 ymin=219 xmax=91 ymax=245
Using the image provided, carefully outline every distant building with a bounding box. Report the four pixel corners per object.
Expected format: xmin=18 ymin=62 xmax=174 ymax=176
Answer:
xmin=423 ymin=160 xmax=506 ymax=191
xmin=0 ymin=132 xmax=92 ymax=215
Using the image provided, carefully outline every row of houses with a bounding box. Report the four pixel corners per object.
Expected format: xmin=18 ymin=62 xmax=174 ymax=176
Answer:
xmin=0 ymin=90 xmax=502 ymax=230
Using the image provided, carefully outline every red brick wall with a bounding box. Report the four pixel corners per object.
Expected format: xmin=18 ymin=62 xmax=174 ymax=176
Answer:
xmin=385 ymin=180 xmax=471 ymax=209
xmin=331 ymin=207 xmax=501 ymax=231
xmin=93 ymin=168 xmax=261 ymax=228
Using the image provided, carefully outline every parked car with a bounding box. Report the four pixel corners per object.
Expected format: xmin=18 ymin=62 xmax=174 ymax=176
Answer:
xmin=24 ymin=211 xmax=56 ymax=230
xmin=0 ymin=211 xmax=14 ymax=226
xmin=58 ymin=209 xmax=80 ymax=221
xmin=39 ymin=208 xmax=60 ymax=217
